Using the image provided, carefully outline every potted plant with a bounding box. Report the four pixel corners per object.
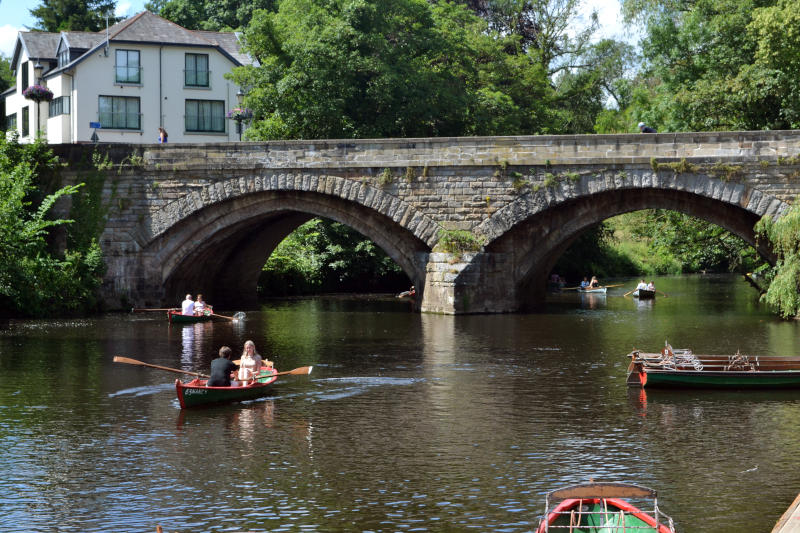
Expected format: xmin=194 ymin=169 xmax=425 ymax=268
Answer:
xmin=22 ymin=84 xmax=54 ymax=103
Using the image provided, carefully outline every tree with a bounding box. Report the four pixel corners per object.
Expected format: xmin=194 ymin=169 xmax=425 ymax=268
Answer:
xmin=0 ymin=135 xmax=105 ymax=317
xmin=0 ymin=54 xmax=13 ymax=129
xmin=30 ymin=0 xmax=120 ymax=33
xmin=755 ymin=206 xmax=800 ymax=319
xmin=145 ymin=0 xmax=276 ymax=30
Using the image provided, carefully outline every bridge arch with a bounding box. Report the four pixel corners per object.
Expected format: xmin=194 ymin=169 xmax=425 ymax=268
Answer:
xmin=140 ymin=174 xmax=437 ymax=307
xmin=475 ymin=172 xmax=789 ymax=308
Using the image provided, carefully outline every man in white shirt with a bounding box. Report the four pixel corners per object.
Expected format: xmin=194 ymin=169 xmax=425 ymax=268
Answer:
xmin=181 ymin=294 xmax=195 ymax=315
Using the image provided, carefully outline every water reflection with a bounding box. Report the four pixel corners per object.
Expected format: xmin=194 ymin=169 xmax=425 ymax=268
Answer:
xmin=177 ymin=322 xmax=212 ymax=371
xmin=580 ymin=292 xmax=606 ymax=309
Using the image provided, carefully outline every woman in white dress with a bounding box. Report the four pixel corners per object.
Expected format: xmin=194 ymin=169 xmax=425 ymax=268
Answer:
xmin=237 ymin=340 xmax=264 ymax=384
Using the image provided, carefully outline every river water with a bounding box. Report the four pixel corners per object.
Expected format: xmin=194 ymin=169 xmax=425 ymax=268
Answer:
xmin=1 ymin=274 xmax=799 ymax=532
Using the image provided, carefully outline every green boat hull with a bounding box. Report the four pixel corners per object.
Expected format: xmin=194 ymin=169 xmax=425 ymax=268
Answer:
xmin=176 ymin=371 xmax=278 ymax=408
xmin=548 ymin=502 xmax=656 ymax=531
xmin=168 ymin=310 xmax=212 ymax=323
xmin=641 ymin=370 xmax=800 ymax=388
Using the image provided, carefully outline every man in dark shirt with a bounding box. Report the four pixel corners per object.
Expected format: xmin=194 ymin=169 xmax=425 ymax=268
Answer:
xmin=207 ymin=346 xmax=237 ymax=387
xmin=638 ymin=122 xmax=657 ymax=133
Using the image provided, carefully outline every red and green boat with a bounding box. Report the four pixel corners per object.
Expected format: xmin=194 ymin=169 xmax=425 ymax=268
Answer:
xmin=176 ymin=367 xmax=279 ymax=408
xmin=537 ymin=482 xmax=675 ymax=533
xmin=167 ymin=309 xmax=212 ymax=323
xmin=627 ymin=345 xmax=800 ymax=389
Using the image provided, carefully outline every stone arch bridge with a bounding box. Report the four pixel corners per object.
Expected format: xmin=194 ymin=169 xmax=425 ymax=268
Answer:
xmin=52 ymin=131 xmax=800 ymax=314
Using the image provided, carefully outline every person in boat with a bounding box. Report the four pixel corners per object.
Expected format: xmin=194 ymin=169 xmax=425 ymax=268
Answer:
xmin=589 ymin=276 xmax=600 ymax=288
xmin=207 ymin=346 xmax=237 ymax=387
xmin=397 ymin=285 xmax=415 ymax=298
xmin=580 ymin=276 xmax=590 ymax=289
xmin=636 ymin=279 xmax=648 ymax=292
xmin=238 ymin=340 xmax=265 ymax=384
xmin=194 ymin=294 xmax=210 ymax=316
xmin=181 ymin=293 xmax=195 ymax=316
xmin=647 ymin=280 xmax=656 ymax=291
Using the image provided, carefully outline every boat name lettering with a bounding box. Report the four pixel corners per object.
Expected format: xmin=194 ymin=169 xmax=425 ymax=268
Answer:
xmin=185 ymin=389 xmax=208 ymax=396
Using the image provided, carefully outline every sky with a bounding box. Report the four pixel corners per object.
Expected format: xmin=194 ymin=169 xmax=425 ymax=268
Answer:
xmin=0 ymin=0 xmax=639 ymax=58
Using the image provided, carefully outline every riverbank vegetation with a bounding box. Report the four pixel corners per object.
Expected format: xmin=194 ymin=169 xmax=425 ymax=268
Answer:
xmin=0 ymin=136 xmax=105 ymax=317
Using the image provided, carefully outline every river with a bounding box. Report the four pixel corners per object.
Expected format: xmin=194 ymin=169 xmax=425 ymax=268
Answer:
xmin=1 ymin=274 xmax=799 ymax=532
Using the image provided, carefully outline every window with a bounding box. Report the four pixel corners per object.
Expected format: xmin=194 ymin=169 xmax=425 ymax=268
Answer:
xmin=185 ymin=99 xmax=225 ymax=132
xmin=5 ymin=113 xmax=16 ymax=131
xmin=58 ymin=47 xmax=70 ymax=68
xmin=185 ymin=53 xmax=209 ymax=87
xmin=21 ymin=61 xmax=29 ymax=90
xmin=49 ymin=96 xmax=70 ymax=117
xmin=115 ymin=50 xmax=141 ymax=84
xmin=98 ymin=96 xmax=140 ymax=129
xmin=21 ymin=107 xmax=29 ymax=136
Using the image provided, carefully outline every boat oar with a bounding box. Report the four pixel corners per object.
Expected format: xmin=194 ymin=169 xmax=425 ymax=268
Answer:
xmin=657 ymin=290 xmax=669 ymax=297
xmin=113 ymin=356 xmax=209 ymax=378
xmin=623 ymin=289 xmax=634 ymax=297
xmin=131 ymin=308 xmax=178 ymax=312
xmin=232 ymin=363 xmax=313 ymax=377
xmin=603 ymin=284 xmax=625 ymax=288
xmin=561 ymin=286 xmax=582 ymax=290
xmin=211 ymin=311 xmax=246 ymax=322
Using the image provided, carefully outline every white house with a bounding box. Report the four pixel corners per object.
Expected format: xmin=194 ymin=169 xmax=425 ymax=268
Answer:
xmin=3 ymin=11 xmax=254 ymax=144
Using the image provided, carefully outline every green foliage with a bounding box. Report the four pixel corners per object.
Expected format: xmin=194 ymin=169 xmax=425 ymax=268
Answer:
xmin=259 ymin=218 xmax=406 ymax=295
xmin=435 ymin=229 xmax=483 ymax=254
xmin=0 ymin=54 xmax=13 ymax=95
xmin=146 ymin=0 xmax=276 ymax=30
xmin=755 ymin=205 xmax=800 ymax=318
xmin=623 ymin=0 xmax=800 ymax=131
xmin=30 ymin=0 xmax=120 ymax=32
xmin=552 ymin=222 xmax=641 ymax=280
xmin=378 ymin=168 xmax=394 ymax=186
xmin=625 ymin=210 xmax=760 ymax=274
xmin=0 ymin=135 xmax=105 ymax=316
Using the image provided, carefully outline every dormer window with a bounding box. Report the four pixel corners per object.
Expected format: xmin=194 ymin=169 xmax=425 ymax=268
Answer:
xmin=115 ymin=49 xmax=141 ymax=84
xmin=58 ymin=47 xmax=69 ymax=68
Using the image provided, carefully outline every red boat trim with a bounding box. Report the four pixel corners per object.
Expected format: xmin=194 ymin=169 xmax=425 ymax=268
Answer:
xmin=538 ymin=497 xmax=672 ymax=533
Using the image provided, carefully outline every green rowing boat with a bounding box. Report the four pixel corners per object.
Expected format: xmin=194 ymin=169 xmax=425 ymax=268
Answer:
xmin=176 ymin=368 xmax=278 ymax=408
xmin=627 ymin=345 xmax=800 ymax=389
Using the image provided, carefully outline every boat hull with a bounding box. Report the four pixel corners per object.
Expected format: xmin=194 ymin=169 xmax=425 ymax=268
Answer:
xmin=633 ymin=289 xmax=655 ymax=299
xmin=168 ymin=310 xmax=212 ymax=323
xmin=176 ymin=368 xmax=278 ymax=408
xmin=538 ymin=497 xmax=672 ymax=533
xmin=578 ymin=287 xmax=607 ymax=294
xmin=627 ymin=350 xmax=800 ymax=389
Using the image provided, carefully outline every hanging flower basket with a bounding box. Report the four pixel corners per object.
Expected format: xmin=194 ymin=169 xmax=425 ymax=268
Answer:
xmin=226 ymin=107 xmax=253 ymax=121
xmin=23 ymin=85 xmax=54 ymax=103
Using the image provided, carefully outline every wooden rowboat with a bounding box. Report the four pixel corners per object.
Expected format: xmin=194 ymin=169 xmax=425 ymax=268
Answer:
xmin=627 ymin=345 xmax=800 ymax=389
xmin=176 ymin=367 xmax=278 ymax=408
xmin=168 ymin=309 xmax=212 ymax=323
xmin=633 ymin=288 xmax=656 ymax=299
xmin=537 ymin=482 xmax=675 ymax=532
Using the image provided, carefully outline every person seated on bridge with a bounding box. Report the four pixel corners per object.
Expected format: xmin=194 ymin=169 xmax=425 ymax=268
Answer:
xmin=580 ymin=276 xmax=590 ymax=289
xmin=181 ymin=293 xmax=195 ymax=316
xmin=238 ymin=340 xmax=264 ymax=384
xmin=589 ymin=276 xmax=600 ymax=288
xmin=636 ymin=279 xmax=648 ymax=292
xmin=638 ymin=122 xmax=657 ymax=133
xmin=194 ymin=294 xmax=211 ymax=316
xmin=647 ymin=280 xmax=656 ymax=291
xmin=207 ymin=346 xmax=237 ymax=387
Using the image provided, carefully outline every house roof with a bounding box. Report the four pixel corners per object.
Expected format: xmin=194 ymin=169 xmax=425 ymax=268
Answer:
xmin=12 ymin=32 xmax=61 ymax=69
xmin=10 ymin=11 xmax=252 ymax=79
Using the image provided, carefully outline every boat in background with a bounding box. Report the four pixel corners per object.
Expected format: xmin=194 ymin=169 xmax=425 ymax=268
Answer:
xmin=168 ymin=309 xmax=212 ymax=323
xmin=633 ymin=288 xmax=656 ymax=299
xmin=537 ymin=481 xmax=675 ymax=532
xmin=176 ymin=367 xmax=278 ymax=408
xmin=578 ymin=286 xmax=607 ymax=294
xmin=627 ymin=344 xmax=800 ymax=388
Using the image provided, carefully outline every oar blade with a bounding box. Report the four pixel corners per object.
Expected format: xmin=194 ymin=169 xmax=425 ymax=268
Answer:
xmin=285 ymin=365 xmax=313 ymax=375
xmin=233 ymin=312 xmax=246 ymax=321
xmin=113 ymin=355 xmax=145 ymax=366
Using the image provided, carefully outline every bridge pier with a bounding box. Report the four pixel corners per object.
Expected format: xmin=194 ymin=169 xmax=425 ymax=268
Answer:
xmin=421 ymin=252 xmax=518 ymax=314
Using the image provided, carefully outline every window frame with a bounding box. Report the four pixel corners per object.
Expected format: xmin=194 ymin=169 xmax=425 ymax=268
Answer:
xmin=184 ymin=53 xmax=210 ymax=88
xmin=98 ymin=95 xmax=141 ymax=130
xmin=21 ymin=106 xmax=29 ymax=137
xmin=184 ymin=99 xmax=225 ymax=133
xmin=114 ymin=49 xmax=141 ymax=84
xmin=49 ymin=96 xmax=70 ymax=118
xmin=5 ymin=113 xmax=17 ymax=131
xmin=21 ymin=61 xmax=29 ymax=91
